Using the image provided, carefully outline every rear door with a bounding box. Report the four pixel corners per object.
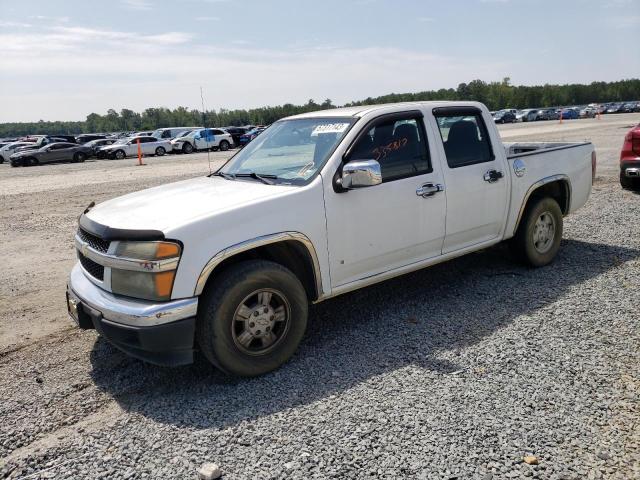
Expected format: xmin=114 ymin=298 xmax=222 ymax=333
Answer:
xmin=432 ymin=107 xmax=509 ymax=254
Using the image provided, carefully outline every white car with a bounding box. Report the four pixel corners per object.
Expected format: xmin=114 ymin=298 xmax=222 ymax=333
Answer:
xmin=99 ymin=136 xmax=172 ymax=159
xmin=171 ymin=128 xmax=234 ymax=154
xmin=67 ymin=101 xmax=595 ymax=376
xmin=0 ymin=142 xmax=33 ymax=163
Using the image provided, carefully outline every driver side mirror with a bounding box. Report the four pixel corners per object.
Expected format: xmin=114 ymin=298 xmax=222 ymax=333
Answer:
xmin=339 ymin=159 xmax=382 ymax=189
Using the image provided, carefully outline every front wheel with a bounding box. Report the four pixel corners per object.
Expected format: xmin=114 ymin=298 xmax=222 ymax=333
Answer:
xmin=197 ymin=260 xmax=308 ymax=377
xmin=511 ymin=197 xmax=563 ymax=267
xmin=219 ymin=140 xmax=230 ymax=151
xmin=155 ymin=146 xmax=166 ymax=156
xmin=114 ymin=150 xmax=126 ymax=160
xmin=74 ymin=152 xmax=86 ymax=163
xmin=182 ymin=143 xmax=194 ymax=154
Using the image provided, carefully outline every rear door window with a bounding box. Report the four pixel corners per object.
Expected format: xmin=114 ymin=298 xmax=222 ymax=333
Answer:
xmin=433 ymin=111 xmax=494 ymax=168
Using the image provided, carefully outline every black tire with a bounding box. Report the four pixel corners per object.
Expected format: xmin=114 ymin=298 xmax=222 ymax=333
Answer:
xmin=74 ymin=152 xmax=86 ymax=163
xmin=620 ymin=172 xmax=639 ymax=190
xmin=114 ymin=150 xmax=126 ymax=160
xmin=197 ymin=260 xmax=308 ymax=377
xmin=22 ymin=158 xmax=33 ymax=167
xmin=155 ymin=146 xmax=166 ymax=156
xmin=511 ymin=197 xmax=563 ymax=267
xmin=29 ymin=157 xmax=39 ymax=166
xmin=0 ymin=156 xmax=4 ymax=164
xmin=219 ymin=140 xmax=230 ymax=151
xmin=182 ymin=143 xmax=194 ymax=154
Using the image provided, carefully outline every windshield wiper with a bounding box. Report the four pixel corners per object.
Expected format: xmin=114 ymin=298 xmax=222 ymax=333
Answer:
xmin=212 ymin=171 xmax=236 ymax=180
xmin=235 ymin=172 xmax=278 ymax=185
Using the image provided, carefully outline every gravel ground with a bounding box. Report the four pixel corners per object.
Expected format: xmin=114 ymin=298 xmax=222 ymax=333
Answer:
xmin=1 ymin=114 xmax=639 ymax=479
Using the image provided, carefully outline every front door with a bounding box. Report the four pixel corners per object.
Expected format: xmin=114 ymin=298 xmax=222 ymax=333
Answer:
xmin=324 ymin=112 xmax=446 ymax=287
xmin=432 ymin=107 xmax=509 ymax=253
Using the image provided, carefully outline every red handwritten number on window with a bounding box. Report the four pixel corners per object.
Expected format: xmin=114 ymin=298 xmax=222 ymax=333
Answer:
xmin=372 ymin=137 xmax=408 ymax=161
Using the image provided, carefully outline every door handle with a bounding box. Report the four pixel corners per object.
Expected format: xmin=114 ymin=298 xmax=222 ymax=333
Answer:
xmin=416 ymin=183 xmax=444 ymax=198
xmin=483 ymin=169 xmax=504 ymax=183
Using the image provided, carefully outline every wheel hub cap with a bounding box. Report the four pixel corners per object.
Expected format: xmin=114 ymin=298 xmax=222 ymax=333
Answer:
xmin=232 ymin=289 xmax=290 ymax=355
xmin=533 ymin=212 xmax=556 ymax=254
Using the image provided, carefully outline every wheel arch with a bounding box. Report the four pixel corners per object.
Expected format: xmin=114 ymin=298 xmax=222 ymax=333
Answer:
xmin=513 ymin=175 xmax=571 ymax=235
xmin=195 ymin=232 xmax=323 ymax=302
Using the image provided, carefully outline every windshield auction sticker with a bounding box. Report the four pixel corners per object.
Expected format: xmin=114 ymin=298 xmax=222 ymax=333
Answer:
xmin=311 ymin=123 xmax=350 ymax=136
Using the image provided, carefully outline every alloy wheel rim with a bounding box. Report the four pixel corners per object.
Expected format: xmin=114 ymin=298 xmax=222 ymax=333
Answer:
xmin=533 ymin=212 xmax=556 ymax=254
xmin=231 ymin=289 xmax=290 ymax=356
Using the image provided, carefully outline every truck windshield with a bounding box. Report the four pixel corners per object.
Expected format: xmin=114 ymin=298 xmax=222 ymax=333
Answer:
xmin=219 ymin=117 xmax=356 ymax=185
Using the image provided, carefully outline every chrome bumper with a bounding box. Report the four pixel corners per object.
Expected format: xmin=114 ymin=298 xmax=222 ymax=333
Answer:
xmin=625 ymin=167 xmax=640 ymax=177
xmin=67 ymin=263 xmax=198 ymax=327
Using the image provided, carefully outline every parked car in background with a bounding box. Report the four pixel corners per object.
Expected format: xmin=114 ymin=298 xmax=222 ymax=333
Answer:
xmin=76 ymin=134 xmax=107 ymax=144
xmin=0 ymin=142 xmax=32 ymax=163
xmin=622 ymin=103 xmax=637 ymax=113
xmin=516 ymin=109 xmax=539 ymax=122
xmin=151 ymin=127 xmax=201 ymax=140
xmin=224 ymin=127 xmax=249 ymax=146
xmin=13 ymin=136 xmax=70 ymax=153
xmin=238 ymin=127 xmax=266 ymax=147
xmin=580 ymin=107 xmax=597 ymax=118
xmin=493 ymin=110 xmax=516 ymax=123
xmin=620 ymin=124 xmax=640 ymax=190
xmin=99 ymin=136 xmax=171 ymax=159
xmin=9 ymin=142 xmax=92 ymax=167
xmin=85 ymin=138 xmax=118 ymax=158
xmin=559 ymin=108 xmax=579 ymax=120
xmin=171 ymin=128 xmax=234 ymax=153
xmin=538 ymin=108 xmax=559 ymax=121
xmin=607 ymin=103 xmax=626 ymax=114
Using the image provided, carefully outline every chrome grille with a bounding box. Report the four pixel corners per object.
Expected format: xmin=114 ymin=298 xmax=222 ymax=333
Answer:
xmin=78 ymin=252 xmax=105 ymax=281
xmin=78 ymin=228 xmax=110 ymax=253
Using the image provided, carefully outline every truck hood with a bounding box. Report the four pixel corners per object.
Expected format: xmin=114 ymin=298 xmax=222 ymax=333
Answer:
xmin=85 ymin=176 xmax=296 ymax=232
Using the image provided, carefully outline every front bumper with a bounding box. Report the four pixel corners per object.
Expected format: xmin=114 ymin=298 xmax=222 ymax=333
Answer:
xmin=67 ymin=263 xmax=198 ymax=366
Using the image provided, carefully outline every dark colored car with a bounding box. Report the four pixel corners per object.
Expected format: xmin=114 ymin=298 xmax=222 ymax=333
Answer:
xmin=620 ymin=124 xmax=640 ymax=189
xmin=238 ymin=127 xmax=266 ymax=147
xmin=10 ymin=142 xmax=93 ymax=167
xmin=607 ymin=103 xmax=626 ymax=114
xmin=493 ymin=111 xmax=516 ymax=124
xmin=76 ymin=134 xmax=107 ymax=144
xmin=86 ymin=138 xmax=118 ymax=158
xmin=224 ymin=127 xmax=249 ymax=146
xmin=559 ymin=109 xmax=579 ymax=120
xmin=537 ymin=108 xmax=559 ymax=121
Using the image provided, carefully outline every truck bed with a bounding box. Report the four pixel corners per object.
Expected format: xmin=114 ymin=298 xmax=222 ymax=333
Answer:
xmin=502 ymin=141 xmax=594 ymax=239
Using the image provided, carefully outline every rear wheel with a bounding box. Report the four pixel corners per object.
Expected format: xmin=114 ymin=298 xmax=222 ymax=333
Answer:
xmin=155 ymin=146 xmax=166 ymax=156
xmin=73 ymin=152 xmax=86 ymax=163
xmin=219 ymin=140 xmax=230 ymax=151
xmin=197 ymin=260 xmax=308 ymax=377
xmin=511 ymin=197 xmax=563 ymax=267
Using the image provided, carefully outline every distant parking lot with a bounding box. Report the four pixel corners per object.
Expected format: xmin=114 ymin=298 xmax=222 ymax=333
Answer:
xmin=1 ymin=113 xmax=639 ymax=479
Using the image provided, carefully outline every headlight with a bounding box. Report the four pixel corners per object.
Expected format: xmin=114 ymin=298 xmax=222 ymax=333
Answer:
xmin=110 ymin=241 xmax=181 ymax=301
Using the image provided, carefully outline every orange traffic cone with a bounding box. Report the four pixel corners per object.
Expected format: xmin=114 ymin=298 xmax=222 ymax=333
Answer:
xmin=136 ymin=138 xmax=145 ymax=166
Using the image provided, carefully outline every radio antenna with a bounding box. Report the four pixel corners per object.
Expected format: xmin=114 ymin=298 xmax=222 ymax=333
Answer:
xmin=200 ymin=86 xmax=211 ymax=175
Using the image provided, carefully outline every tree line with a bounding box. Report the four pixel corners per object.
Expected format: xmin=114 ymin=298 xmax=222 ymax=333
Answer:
xmin=1 ymin=78 xmax=638 ymax=137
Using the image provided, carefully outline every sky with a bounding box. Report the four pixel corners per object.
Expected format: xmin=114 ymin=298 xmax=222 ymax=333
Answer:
xmin=0 ymin=0 xmax=638 ymax=122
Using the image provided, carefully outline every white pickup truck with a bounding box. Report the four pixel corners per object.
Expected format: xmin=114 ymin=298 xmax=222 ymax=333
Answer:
xmin=67 ymin=102 xmax=596 ymax=376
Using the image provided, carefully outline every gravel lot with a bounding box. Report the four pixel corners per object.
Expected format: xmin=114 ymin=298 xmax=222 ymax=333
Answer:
xmin=1 ymin=114 xmax=639 ymax=479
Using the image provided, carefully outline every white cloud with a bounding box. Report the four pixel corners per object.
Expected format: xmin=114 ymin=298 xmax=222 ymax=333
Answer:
xmin=0 ymin=21 xmax=32 ymax=28
xmin=121 ymin=0 xmax=153 ymax=10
